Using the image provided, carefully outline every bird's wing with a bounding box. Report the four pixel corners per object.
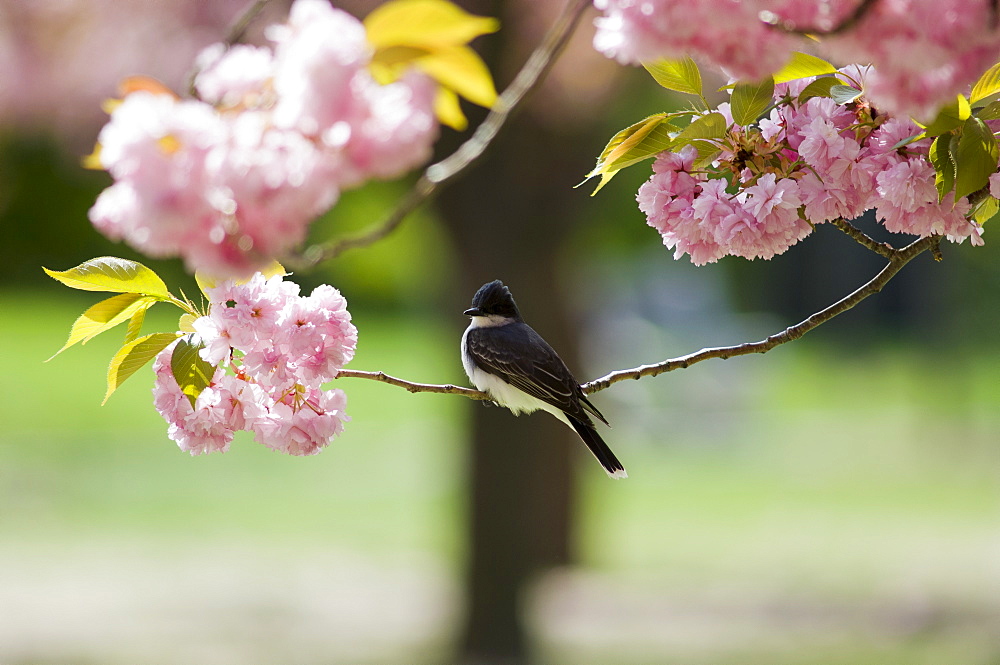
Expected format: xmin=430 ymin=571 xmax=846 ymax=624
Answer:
xmin=466 ymin=324 xmax=585 ymax=416
xmin=580 ymin=394 xmax=610 ymax=427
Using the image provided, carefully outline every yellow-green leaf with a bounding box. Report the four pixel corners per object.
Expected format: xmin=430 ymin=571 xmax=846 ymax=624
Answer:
xmin=830 ymin=84 xmax=863 ymax=105
xmin=971 ymin=62 xmax=1000 ymax=104
xmin=179 ymin=313 xmax=199 ymax=333
xmin=731 ymin=77 xmax=775 ymax=126
xmin=920 ymin=95 xmax=971 ymax=137
xmin=48 ymin=293 xmax=158 ymax=361
xmin=370 ymin=45 xmax=430 ymax=84
xmin=590 ymin=114 xmax=667 ymax=169
xmin=434 ymin=86 xmax=467 ymax=130
xmin=414 ymin=44 xmax=497 ymax=108
xmin=103 ymin=332 xmax=180 ymax=404
xmin=585 ymin=115 xmax=677 ymax=194
xmin=124 ymin=306 xmax=148 ymax=344
xmin=772 ymin=52 xmax=836 ymax=84
xmin=973 ymin=196 xmax=999 ymax=225
xmin=976 ymin=99 xmax=1000 ymax=120
xmin=44 ymin=257 xmax=170 ymax=298
xmin=955 ymin=116 xmax=999 ymax=200
xmin=643 ymin=57 xmax=702 ymax=97
xmin=674 ymin=112 xmax=728 ymax=143
xmin=929 ymin=134 xmax=956 ymax=200
xmin=171 ymin=334 xmax=217 ymax=408
xmin=672 ymin=112 xmax=727 ymax=166
xmin=797 ymin=76 xmax=840 ymax=103
xmin=364 ymin=0 xmax=498 ymax=50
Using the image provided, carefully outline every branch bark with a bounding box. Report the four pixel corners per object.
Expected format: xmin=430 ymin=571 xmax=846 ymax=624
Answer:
xmin=581 ymin=233 xmax=937 ymax=392
xmin=291 ymin=0 xmax=593 ymax=269
xmin=335 ymin=369 xmax=488 ymax=399
xmin=336 ymin=232 xmax=940 ymax=397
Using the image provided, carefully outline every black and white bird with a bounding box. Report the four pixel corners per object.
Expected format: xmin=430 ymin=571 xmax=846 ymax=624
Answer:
xmin=461 ymin=280 xmax=627 ymax=478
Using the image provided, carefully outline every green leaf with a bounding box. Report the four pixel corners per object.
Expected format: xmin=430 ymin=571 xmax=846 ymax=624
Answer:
xmin=973 ymin=196 xmax=999 ymax=225
xmin=170 ymin=334 xmax=217 ymax=409
xmin=672 ymin=112 xmax=727 ymax=166
xmin=929 ymin=134 xmax=956 ymax=200
xmin=103 ymin=332 xmax=180 ymax=405
xmin=919 ymin=95 xmax=971 ymax=137
xmin=673 ymin=112 xmax=728 ymax=144
xmin=44 ymin=257 xmax=171 ymax=298
xmin=731 ymin=77 xmax=775 ymax=126
xmin=643 ymin=57 xmax=702 ymax=97
xmin=971 ymin=62 xmax=1000 ymax=104
xmin=890 ymin=133 xmax=926 ymax=151
xmin=955 ymin=116 xmax=1000 ymax=200
xmin=48 ymin=293 xmax=158 ymax=360
xmin=179 ymin=313 xmax=199 ymax=333
xmin=772 ymin=52 xmax=837 ymax=84
xmin=584 ymin=114 xmax=678 ymax=193
xmin=829 ymin=84 xmax=863 ymax=105
xmin=124 ymin=306 xmax=148 ymax=345
xmin=797 ymin=76 xmax=840 ymax=103
xmin=976 ymin=100 xmax=1000 ymax=120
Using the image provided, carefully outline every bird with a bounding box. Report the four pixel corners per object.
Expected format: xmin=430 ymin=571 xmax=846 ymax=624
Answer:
xmin=461 ymin=279 xmax=627 ymax=478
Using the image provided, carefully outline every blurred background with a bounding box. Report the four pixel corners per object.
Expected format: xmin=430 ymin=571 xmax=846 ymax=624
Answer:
xmin=1 ymin=0 xmax=998 ymax=663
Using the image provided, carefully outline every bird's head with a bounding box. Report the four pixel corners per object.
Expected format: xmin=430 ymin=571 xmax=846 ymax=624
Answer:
xmin=464 ymin=280 xmax=521 ymax=321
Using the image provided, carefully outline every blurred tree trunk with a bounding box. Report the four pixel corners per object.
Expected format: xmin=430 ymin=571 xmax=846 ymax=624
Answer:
xmin=435 ymin=1 xmax=612 ymax=661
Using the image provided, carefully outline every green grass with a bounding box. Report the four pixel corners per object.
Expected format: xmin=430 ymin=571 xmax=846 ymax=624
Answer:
xmin=3 ymin=289 xmax=998 ymax=663
xmin=1 ymin=289 xmax=468 ymax=557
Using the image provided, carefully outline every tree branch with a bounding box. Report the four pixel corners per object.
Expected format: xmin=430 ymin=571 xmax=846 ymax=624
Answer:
xmin=335 ymin=369 xmax=489 ymax=400
xmin=336 ymin=232 xmax=940 ymax=399
xmin=830 ymin=218 xmax=896 ymax=258
xmin=581 ymin=233 xmax=938 ymax=393
xmin=293 ymin=0 xmax=593 ymax=269
xmin=224 ymin=0 xmax=270 ymax=46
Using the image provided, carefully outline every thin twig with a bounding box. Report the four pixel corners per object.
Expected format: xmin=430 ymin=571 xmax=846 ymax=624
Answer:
xmin=293 ymin=0 xmax=594 ymax=269
xmin=336 ymin=369 xmax=489 ymax=400
xmin=580 ymin=234 xmax=938 ymax=393
xmin=225 ymin=0 xmax=270 ymax=45
xmin=335 ymin=232 xmax=939 ymax=398
xmin=830 ymin=218 xmax=895 ymax=258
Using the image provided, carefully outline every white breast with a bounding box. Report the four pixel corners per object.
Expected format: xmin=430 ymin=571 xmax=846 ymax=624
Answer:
xmin=461 ymin=321 xmax=569 ymax=425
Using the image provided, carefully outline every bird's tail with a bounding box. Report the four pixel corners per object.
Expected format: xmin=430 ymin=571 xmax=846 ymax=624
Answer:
xmin=567 ymin=415 xmax=627 ymax=479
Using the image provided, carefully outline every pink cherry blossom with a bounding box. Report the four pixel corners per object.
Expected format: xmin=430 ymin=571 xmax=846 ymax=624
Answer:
xmin=990 ymin=172 xmax=1000 ymax=200
xmin=592 ymin=0 xmax=798 ymax=80
xmin=153 ymin=272 xmax=356 ymax=456
xmin=152 ymin=342 xmax=235 ymax=455
xmin=592 ymin=0 xmax=1000 ymax=119
xmin=725 ymin=174 xmax=809 ymax=260
xmin=252 ymin=387 xmax=348 ymax=456
xmin=194 ymin=44 xmax=276 ymax=108
xmin=90 ymin=0 xmax=441 ymax=279
xmin=634 ymin=60 xmax=993 ymax=264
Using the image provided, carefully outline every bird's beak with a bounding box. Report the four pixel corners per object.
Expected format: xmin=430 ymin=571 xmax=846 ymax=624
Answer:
xmin=464 ymin=307 xmax=483 ymax=317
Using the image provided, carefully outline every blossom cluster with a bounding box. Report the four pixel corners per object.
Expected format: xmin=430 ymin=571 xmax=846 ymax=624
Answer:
xmin=90 ymin=0 xmax=438 ymax=278
xmin=593 ymin=0 xmax=1000 ymax=119
xmin=638 ymin=67 xmax=986 ymax=265
xmin=152 ymin=273 xmax=357 ymax=456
